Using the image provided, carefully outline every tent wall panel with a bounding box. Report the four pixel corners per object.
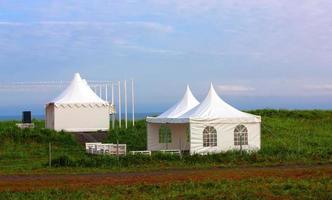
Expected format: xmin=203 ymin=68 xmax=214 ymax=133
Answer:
xmin=47 ymin=105 xmax=109 ymax=132
xmin=147 ymin=123 xmax=190 ymax=151
xmin=190 ymin=119 xmax=260 ymax=155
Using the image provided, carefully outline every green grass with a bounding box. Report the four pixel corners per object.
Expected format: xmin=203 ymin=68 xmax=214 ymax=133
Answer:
xmin=0 ymin=178 xmax=331 ymax=200
xmin=0 ymin=110 xmax=331 ymax=174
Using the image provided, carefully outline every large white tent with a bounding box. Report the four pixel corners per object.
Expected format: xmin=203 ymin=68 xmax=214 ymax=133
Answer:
xmin=147 ymin=84 xmax=261 ymax=155
xmin=45 ymin=73 xmax=110 ymax=132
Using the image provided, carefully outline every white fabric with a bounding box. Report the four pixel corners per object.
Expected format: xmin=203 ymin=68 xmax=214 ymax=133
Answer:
xmin=147 ymin=123 xmax=190 ymax=151
xmin=158 ymin=85 xmax=199 ymax=118
xmin=189 ymin=120 xmax=261 ymax=155
xmin=147 ymin=121 xmax=260 ymax=154
xmin=181 ymin=84 xmax=259 ymax=122
xmin=45 ymin=100 xmax=110 ymax=132
xmin=50 ymin=73 xmax=108 ymax=105
xmin=147 ymin=83 xmax=260 ymax=123
xmin=45 ymin=73 xmax=110 ymax=132
xmin=146 ymin=117 xmax=189 ymax=124
xmin=146 ymin=83 xmax=262 ymax=154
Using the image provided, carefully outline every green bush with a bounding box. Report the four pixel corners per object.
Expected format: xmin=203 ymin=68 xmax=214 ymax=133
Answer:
xmin=51 ymin=155 xmax=76 ymax=167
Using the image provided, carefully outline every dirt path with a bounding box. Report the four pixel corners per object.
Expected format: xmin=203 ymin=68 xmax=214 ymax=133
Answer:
xmin=0 ymin=164 xmax=331 ymax=192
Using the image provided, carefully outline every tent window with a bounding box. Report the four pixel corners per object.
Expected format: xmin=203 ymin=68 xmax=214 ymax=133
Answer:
xmin=203 ymin=126 xmax=217 ymax=147
xmin=234 ymin=125 xmax=248 ymax=146
xmin=159 ymin=125 xmax=172 ymax=144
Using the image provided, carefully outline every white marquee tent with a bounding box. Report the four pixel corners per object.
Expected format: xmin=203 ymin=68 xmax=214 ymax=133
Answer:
xmin=45 ymin=73 xmax=110 ymax=132
xmin=147 ymin=84 xmax=261 ymax=155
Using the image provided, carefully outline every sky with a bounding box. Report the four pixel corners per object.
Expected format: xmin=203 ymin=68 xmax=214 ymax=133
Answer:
xmin=0 ymin=0 xmax=331 ymax=115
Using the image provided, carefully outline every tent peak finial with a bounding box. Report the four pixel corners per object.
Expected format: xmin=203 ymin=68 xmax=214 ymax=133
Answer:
xmin=186 ymin=84 xmax=191 ymax=91
xmin=209 ymin=82 xmax=216 ymax=93
xmin=73 ymin=73 xmax=82 ymax=80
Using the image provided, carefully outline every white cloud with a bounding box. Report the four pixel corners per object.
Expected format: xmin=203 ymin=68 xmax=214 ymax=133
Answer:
xmin=150 ymin=0 xmax=218 ymax=13
xmin=116 ymin=43 xmax=183 ymax=55
xmin=0 ymin=22 xmax=24 ymax=26
xmin=217 ymin=85 xmax=255 ymax=93
xmin=0 ymin=20 xmax=174 ymax=33
xmin=304 ymin=84 xmax=332 ymax=91
xmin=123 ymin=21 xmax=174 ymax=33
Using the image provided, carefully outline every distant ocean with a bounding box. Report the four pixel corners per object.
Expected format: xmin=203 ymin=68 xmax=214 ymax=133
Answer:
xmin=0 ymin=113 xmax=158 ymax=121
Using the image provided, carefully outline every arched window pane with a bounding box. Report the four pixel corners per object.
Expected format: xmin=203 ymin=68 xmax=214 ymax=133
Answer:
xmin=203 ymin=126 xmax=217 ymax=147
xmin=234 ymin=125 xmax=248 ymax=146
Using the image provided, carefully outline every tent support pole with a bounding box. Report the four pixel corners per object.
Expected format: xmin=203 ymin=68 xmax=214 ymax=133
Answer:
xmin=99 ymin=85 xmax=102 ymax=98
xmin=111 ymin=82 xmax=115 ymax=129
xmin=131 ymin=79 xmax=135 ymax=127
xmin=124 ymin=80 xmax=128 ymax=129
xmin=118 ymin=81 xmax=122 ymax=128
xmin=105 ymin=84 xmax=108 ymax=102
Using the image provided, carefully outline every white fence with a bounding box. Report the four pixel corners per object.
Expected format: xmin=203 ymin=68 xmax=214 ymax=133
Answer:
xmin=129 ymin=151 xmax=152 ymax=156
xmin=85 ymin=143 xmax=127 ymax=156
xmin=159 ymin=149 xmax=181 ymax=156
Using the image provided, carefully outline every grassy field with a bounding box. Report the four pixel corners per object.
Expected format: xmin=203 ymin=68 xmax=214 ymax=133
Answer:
xmin=0 ymin=177 xmax=331 ymax=199
xmin=0 ymin=110 xmax=331 ymax=199
xmin=0 ymin=110 xmax=331 ymax=174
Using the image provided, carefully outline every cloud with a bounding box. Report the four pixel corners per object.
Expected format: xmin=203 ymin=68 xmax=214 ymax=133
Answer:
xmin=123 ymin=21 xmax=174 ymax=33
xmin=304 ymin=84 xmax=332 ymax=91
xmin=0 ymin=20 xmax=173 ymax=33
xmin=116 ymin=43 xmax=183 ymax=55
xmin=217 ymin=85 xmax=255 ymax=93
xmin=150 ymin=0 xmax=219 ymax=13
xmin=0 ymin=22 xmax=24 ymax=26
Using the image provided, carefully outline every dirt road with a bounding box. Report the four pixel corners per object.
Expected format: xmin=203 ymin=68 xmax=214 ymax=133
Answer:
xmin=0 ymin=164 xmax=331 ymax=192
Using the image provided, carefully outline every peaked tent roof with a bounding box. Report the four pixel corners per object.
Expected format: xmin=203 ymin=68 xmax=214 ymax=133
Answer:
xmin=147 ymin=83 xmax=260 ymax=123
xmin=49 ymin=73 xmax=108 ymax=105
xmin=180 ymin=83 xmax=259 ymax=121
xmin=157 ymin=85 xmax=200 ymax=118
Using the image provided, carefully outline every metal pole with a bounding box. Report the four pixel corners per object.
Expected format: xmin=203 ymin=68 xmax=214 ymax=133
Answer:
xmin=99 ymin=85 xmax=102 ymax=98
xmin=240 ymin=133 xmax=243 ymax=155
xmin=118 ymin=81 xmax=122 ymax=128
xmin=117 ymin=139 xmax=119 ymax=164
xmin=111 ymin=82 xmax=115 ymax=129
xmin=105 ymin=84 xmax=108 ymax=102
xmin=131 ymin=79 xmax=135 ymax=126
xmin=297 ymin=135 xmax=300 ymax=153
xmin=124 ymin=80 xmax=128 ymax=129
xmin=48 ymin=142 xmax=52 ymax=168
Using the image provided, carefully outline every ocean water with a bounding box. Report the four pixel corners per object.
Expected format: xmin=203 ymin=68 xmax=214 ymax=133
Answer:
xmin=0 ymin=113 xmax=158 ymax=121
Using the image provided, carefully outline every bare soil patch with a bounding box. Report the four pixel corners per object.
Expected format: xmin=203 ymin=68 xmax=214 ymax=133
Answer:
xmin=0 ymin=164 xmax=331 ymax=192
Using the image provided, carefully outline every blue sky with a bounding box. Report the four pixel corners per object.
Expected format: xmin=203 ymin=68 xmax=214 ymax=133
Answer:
xmin=0 ymin=0 xmax=331 ymax=115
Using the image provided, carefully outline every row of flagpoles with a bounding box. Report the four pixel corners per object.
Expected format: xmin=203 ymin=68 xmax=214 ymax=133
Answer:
xmin=91 ymin=80 xmax=135 ymax=129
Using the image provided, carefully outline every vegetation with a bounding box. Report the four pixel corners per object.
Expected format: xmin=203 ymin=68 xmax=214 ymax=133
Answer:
xmin=0 ymin=110 xmax=331 ymax=174
xmin=0 ymin=178 xmax=331 ymax=200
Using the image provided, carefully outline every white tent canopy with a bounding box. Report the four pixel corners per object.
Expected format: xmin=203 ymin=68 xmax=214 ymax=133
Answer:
xmin=45 ymin=73 xmax=110 ymax=132
xmin=147 ymin=84 xmax=260 ymax=123
xmin=147 ymin=85 xmax=199 ymax=123
xmin=158 ymin=85 xmax=199 ymax=118
xmin=50 ymin=73 xmax=108 ymax=106
xmin=181 ymin=84 xmax=260 ymax=123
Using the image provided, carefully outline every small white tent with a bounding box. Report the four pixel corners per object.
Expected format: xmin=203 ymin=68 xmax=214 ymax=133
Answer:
xmin=45 ymin=73 xmax=110 ymax=132
xmin=147 ymin=84 xmax=261 ymax=155
xmin=147 ymin=86 xmax=199 ymax=151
